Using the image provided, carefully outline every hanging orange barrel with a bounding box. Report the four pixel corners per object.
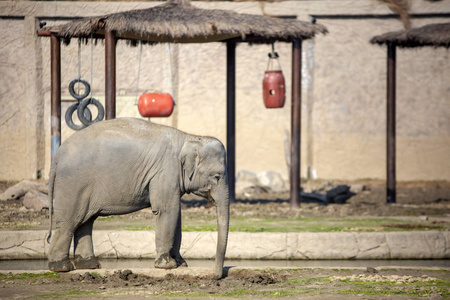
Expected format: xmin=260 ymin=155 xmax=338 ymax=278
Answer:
xmin=138 ymin=93 xmax=174 ymax=117
xmin=262 ymin=70 xmax=285 ymax=108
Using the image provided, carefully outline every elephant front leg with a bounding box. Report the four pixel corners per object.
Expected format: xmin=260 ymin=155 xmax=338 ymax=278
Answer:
xmin=154 ymin=205 xmax=181 ymax=270
xmin=170 ymin=208 xmax=188 ymax=268
xmin=73 ymin=217 xmax=101 ymax=270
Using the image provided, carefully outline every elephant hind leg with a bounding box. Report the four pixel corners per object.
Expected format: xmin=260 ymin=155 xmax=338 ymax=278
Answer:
xmin=48 ymin=216 xmax=76 ymax=272
xmin=73 ymin=216 xmax=101 ymax=270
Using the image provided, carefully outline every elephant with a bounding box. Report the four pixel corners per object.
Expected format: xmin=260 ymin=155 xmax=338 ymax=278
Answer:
xmin=47 ymin=117 xmax=230 ymax=279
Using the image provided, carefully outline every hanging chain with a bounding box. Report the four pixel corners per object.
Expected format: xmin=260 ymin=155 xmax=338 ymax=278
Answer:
xmin=267 ymin=43 xmax=281 ymax=71
xmin=90 ymin=35 xmax=94 ymax=99
xmin=135 ymin=42 xmax=143 ymax=105
xmin=77 ymin=39 xmax=82 ymax=96
xmin=168 ymin=43 xmax=176 ymax=105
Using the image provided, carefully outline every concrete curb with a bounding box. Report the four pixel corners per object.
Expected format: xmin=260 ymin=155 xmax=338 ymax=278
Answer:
xmin=0 ymin=230 xmax=449 ymax=260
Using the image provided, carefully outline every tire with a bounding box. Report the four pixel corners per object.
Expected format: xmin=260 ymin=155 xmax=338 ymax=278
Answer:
xmin=65 ymin=102 xmax=93 ymax=131
xmin=77 ymin=97 xmax=105 ymax=126
xmin=69 ymin=78 xmax=91 ymax=100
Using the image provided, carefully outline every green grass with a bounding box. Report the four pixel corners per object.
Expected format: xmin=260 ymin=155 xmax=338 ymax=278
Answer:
xmin=35 ymin=290 xmax=101 ymax=298
xmin=336 ymin=278 xmax=450 ymax=297
xmin=0 ymin=272 xmax=60 ymax=281
xmin=94 ymin=214 xmax=449 ymax=233
xmin=182 ymin=216 xmax=447 ymax=233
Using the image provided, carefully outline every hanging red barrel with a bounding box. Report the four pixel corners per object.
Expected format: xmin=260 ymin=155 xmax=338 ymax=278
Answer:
xmin=138 ymin=93 xmax=174 ymax=117
xmin=263 ymin=70 xmax=286 ymax=108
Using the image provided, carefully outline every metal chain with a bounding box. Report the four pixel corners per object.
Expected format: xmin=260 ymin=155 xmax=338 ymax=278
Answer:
xmin=77 ymin=39 xmax=82 ymax=95
xmin=168 ymin=43 xmax=176 ymax=105
xmin=90 ymin=35 xmax=94 ymax=99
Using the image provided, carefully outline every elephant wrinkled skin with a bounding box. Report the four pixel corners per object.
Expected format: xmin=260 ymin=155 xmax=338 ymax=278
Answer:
xmin=47 ymin=118 xmax=230 ymax=279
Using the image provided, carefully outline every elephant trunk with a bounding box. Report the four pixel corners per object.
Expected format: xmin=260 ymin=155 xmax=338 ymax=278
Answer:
xmin=211 ymin=183 xmax=230 ymax=279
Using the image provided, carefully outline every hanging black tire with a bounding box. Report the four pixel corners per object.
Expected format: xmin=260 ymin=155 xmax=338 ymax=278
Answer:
xmin=69 ymin=78 xmax=91 ymax=100
xmin=65 ymin=102 xmax=93 ymax=131
xmin=77 ymin=97 xmax=105 ymax=126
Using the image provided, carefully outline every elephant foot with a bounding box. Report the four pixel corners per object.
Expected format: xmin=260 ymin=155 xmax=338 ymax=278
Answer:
xmin=48 ymin=258 xmax=74 ymax=272
xmin=175 ymin=255 xmax=188 ymax=268
xmin=74 ymin=256 xmax=101 ymax=270
xmin=154 ymin=253 xmax=177 ymax=269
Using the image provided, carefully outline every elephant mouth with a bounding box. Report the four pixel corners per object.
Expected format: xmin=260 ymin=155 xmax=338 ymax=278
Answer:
xmin=207 ymin=192 xmax=216 ymax=205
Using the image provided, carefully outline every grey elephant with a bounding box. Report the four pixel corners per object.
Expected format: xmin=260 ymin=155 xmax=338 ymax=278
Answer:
xmin=47 ymin=117 xmax=229 ymax=279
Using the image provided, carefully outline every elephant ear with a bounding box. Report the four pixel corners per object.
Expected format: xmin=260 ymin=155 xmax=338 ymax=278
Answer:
xmin=179 ymin=140 xmax=202 ymax=181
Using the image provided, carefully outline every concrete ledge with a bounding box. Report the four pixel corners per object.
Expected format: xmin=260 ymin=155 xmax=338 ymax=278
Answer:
xmin=0 ymin=231 xmax=449 ymax=260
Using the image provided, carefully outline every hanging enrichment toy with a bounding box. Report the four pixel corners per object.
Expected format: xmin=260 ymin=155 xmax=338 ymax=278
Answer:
xmin=135 ymin=43 xmax=175 ymax=118
xmin=262 ymin=44 xmax=285 ymax=108
xmin=138 ymin=93 xmax=174 ymax=117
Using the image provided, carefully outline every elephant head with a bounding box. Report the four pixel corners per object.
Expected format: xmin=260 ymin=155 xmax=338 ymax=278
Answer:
xmin=179 ymin=138 xmax=229 ymax=279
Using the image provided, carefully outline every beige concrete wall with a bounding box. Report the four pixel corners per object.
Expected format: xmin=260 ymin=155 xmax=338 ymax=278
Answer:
xmin=0 ymin=0 xmax=449 ymax=182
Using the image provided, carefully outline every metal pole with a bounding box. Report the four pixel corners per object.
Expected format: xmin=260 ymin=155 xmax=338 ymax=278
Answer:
xmin=290 ymin=38 xmax=302 ymax=208
xmin=387 ymin=44 xmax=396 ymax=204
xmin=226 ymin=41 xmax=236 ymax=202
xmin=50 ymin=34 xmax=61 ymax=160
xmin=105 ymin=30 xmax=116 ymax=119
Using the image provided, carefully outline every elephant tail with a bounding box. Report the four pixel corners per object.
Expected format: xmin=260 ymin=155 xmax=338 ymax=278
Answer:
xmin=46 ymin=156 xmax=58 ymax=244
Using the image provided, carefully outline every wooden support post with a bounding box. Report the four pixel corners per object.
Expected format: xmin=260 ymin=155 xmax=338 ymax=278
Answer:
xmin=226 ymin=41 xmax=236 ymax=202
xmin=50 ymin=34 xmax=61 ymax=160
xmin=387 ymin=44 xmax=396 ymax=204
xmin=290 ymin=38 xmax=302 ymax=208
xmin=105 ymin=30 xmax=116 ymax=120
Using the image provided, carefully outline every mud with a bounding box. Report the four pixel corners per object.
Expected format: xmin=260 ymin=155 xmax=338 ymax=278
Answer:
xmin=1 ymin=268 xmax=448 ymax=299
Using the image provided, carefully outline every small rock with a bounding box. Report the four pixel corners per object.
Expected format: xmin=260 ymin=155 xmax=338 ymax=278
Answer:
xmin=71 ymin=274 xmax=82 ymax=281
xmin=18 ymin=206 xmax=29 ymax=212
xmin=235 ymin=181 xmax=256 ymax=195
xmin=236 ymin=170 xmax=258 ymax=185
xmin=256 ymin=171 xmax=287 ymax=193
xmin=366 ymin=267 xmax=378 ymax=273
xmin=419 ymin=216 xmax=429 ymax=221
xmin=99 ymin=286 xmax=106 ymax=290
xmin=0 ymin=180 xmax=48 ymax=201
xmin=350 ymin=184 xmax=365 ymax=194
xmin=23 ymin=190 xmax=49 ymax=211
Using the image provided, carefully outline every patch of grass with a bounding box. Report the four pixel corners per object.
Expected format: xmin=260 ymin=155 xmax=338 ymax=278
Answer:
xmin=97 ymin=216 xmax=119 ymax=222
xmin=95 ymin=215 xmax=448 ymax=232
xmin=225 ymin=216 xmax=448 ymax=233
xmin=0 ymin=272 xmax=60 ymax=281
xmin=0 ymin=222 xmax=38 ymax=230
xmin=125 ymin=225 xmax=155 ymax=231
xmin=36 ymin=290 xmax=101 ymax=298
xmin=335 ymin=277 xmax=450 ymax=297
xmin=182 ymin=225 xmax=217 ymax=231
xmin=285 ymin=276 xmax=331 ymax=285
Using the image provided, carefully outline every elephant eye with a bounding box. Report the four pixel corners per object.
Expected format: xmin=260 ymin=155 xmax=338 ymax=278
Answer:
xmin=214 ymin=174 xmax=220 ymax=182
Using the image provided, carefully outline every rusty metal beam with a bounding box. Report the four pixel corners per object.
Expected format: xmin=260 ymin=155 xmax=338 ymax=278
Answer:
xmin=290 ymin=38 xmax=302 ymax=208
xmin=50 ymin=34 xmax=61 ymax=160
xmin=387 ymin=44 xmax=396 ymax=204
xmin=105 ymin=30 xmax=116 ymax=120
xmin=226 ymin=41 xmax=236 ymax=203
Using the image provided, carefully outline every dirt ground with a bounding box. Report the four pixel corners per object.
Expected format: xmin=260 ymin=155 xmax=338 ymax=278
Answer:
xmin=0 ymin=180 xmax=449 ymax=299
xmin=0 ymin=267 xmax=449 ymax=299
xmin=1 ymin=179 xmax=449 ymax=231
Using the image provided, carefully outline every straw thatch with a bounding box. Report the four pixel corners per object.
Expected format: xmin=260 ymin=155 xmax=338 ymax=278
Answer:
xmin=370 ymin=22 xmax=450 ymax=48
xmin=42 ymin=0 xmax=327 ymax=44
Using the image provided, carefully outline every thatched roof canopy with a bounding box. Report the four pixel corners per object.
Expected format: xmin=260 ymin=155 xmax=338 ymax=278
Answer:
xmin=370 ymin=23 xmax=450 ymax=48
xmin=40 ymin=0 xmax=327 ymax=44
